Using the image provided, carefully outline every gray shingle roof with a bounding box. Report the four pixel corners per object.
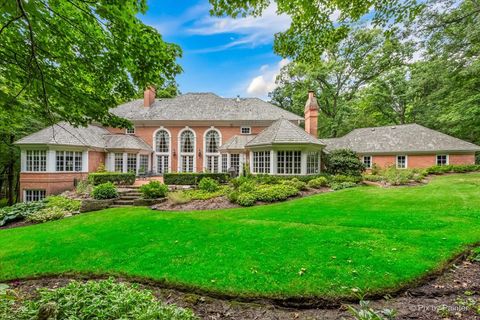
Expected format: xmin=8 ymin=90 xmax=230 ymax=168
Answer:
xmin=322 ymin=124 xmax=480 ymax=154
xmin=219 ymin=135 xmax=256 ymax=151
xmin=104 ymin=135 xmax=152 ymax=151
xmin=111 ymin=93 xmax=303 ymax=121
xmin=15 ymin=122 xmax=151 ymax=151
xmin=246 ymin=118 xmax=325 ymax=147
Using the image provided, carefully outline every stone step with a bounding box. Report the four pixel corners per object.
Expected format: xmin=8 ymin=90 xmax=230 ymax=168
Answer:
xmin=113 ymin=200 xmax=134 ymax=205
xmin=110 ymin=204 xmax=132 ymax=208
xmin=119 ymin=195 xmax=140 ymax=200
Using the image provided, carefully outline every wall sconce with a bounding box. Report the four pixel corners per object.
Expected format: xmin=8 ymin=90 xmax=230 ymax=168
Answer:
xmin=198 ymin=149 xmax=202 ymax=157
xmin=172 ymin=149 xmax=176 ymax=157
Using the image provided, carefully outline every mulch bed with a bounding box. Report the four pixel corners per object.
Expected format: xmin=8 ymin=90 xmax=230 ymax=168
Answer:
xmin=5 ymin=253 xmax=480 ymax=319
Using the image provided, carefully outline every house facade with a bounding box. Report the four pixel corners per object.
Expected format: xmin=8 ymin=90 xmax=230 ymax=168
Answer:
xmin=15 ymin=88 xmax=480 ymax=201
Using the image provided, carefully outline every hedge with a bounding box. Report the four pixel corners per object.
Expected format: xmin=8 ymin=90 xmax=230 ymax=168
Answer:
xmin=163 ymin=173 xmax=229 ymax=185
xmin=88 ymin=172 xmax=136 ymax=186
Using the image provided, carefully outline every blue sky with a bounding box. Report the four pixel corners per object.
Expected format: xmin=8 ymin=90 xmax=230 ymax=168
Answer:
xmin=139 ymin=0 xmax=291 ymax=99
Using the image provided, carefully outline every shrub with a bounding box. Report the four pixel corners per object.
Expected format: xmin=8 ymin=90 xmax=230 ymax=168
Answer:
xmin=238 ymin=180 xmax=256 ymax=193
xmin=0 ymin=278 xmax=197 ymax=320
xmin=236 ymin=192 xmax=257 ymax=206
xmin=167 ymin=192 xmax=192 ymax=205
xmin=0 ymin=201 xmax=46 ymax=226
xmin=139 ymin=181 xmax=169 ymax=199
xmin=26 ymin=207 xmax=65 ymax=223
xmin=91 ymin=182 xmax=118 ymax=200
xmin=325 ymin=149 xmax=365 ymax=177
xmin=198 ymin=177 xmax=220 ymax=192
xmin=44 ymin=195 xmax=81 ymax=212
xmin=331 ymin=174 xmax=360 ymax=184
xmin=330 ymin=182 xmax=358 ymax=190
xmin=185 ymin=187 xmax=227 ymax=200
xmin=307 ymin=176 xmax=329 ymax=188
xmin=281 ymin=178 xmax=307 ymax=191
xmin=255 ymin=184 xmax=299 ymax=202
xmin=164 ymin=173 xmax=229 ymax=185
xmin=362 ymin=174 xmax=384 ymax=182
xmin=88 ymin=172 xmax=135 ymax=186
xmin=75 ymin=180 xmax=91 ymax=195
xmin=227 ymin=190 xmax=240 ymax=203
xmin=230 ymin=176 xmax=251 ymax=189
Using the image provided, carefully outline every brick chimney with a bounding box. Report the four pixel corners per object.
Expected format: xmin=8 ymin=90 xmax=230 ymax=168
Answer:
xmin=144 ymin=86 xmax=156 ymax=107
xmin=304 ymin=90 xmax=319 ymax=137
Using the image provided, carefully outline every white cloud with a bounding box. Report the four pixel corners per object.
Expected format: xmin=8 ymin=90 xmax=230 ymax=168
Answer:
xmin=187 ymin=4 xmax=291 ymax=51
xmin=246 ymin=58 xmax=289 ymax=98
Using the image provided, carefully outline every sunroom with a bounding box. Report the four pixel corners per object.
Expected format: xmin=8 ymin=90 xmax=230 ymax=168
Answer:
xmin=104 ymin=134 xmax=153 ymax=174
xmin=245 ymin=118 xmax=325 ymax=175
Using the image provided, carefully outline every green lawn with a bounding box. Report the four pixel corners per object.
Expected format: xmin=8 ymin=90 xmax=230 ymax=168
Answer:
xmin=1 ymin=174 xmax=479 ymax=299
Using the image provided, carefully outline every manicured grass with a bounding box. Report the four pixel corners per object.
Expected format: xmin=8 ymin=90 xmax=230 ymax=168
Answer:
xmin=0 ymin=174 xmax=479 ymax=299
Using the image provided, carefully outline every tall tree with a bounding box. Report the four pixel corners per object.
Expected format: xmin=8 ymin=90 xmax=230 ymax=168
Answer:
xmin=270 ymin=28 xmax=413 ymax=137
xmin=0 ymin=0 xmax=182 ymax=128
xmin=209 ymin=0 xmax=422 ymax=60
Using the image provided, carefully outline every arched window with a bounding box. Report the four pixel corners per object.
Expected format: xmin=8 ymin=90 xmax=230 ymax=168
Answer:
xmin=154 ymin=129 xmax=170 ymax=174
xmin=205 ymin=130 xmax=219 ymax=153
xmin=179 ymin=129 xmax=195 ymax=172
xmin=204 ymin=129 xmax=221 ymax=173
xmin=155 ymin=130 xmax=170 ymax=153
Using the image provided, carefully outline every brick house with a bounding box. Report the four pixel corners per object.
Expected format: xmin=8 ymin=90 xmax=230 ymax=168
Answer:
xmin=15 ymin=89 xmax=479 ymax=201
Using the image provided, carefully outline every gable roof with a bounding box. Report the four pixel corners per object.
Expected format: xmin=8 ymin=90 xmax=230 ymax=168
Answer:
xmin=111 ymin=93 xmax=303 ymax=122
xmin=322 ymin=124 xmax=480 ymax=154
xmin=246 ymin=118 xmax=325 ymax=147
xmin=15 ymin=122 xmax=151 ymax=151
xmin=219 ymin=135 xmax=256 ymax=151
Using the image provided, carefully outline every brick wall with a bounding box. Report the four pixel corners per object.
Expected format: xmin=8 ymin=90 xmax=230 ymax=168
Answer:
xmin=19 ymin=172 xmax=89 ymax=200
xmin=88 ymin=151 xmax=106 ymax=172
xmin=363 ymin=153 xmax=476 ymax=170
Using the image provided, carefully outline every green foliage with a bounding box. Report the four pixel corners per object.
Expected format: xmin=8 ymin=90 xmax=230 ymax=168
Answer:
xmin=254 ymin=184 xmax=299 ymax=202
xmin=0 ymin=201 xmax=46 ymax=226
xmin=185 ymin=187 xmax=227 ymax=201
xmin=0 ymin=278 xmax=196 ymax=320
xmin=235 ymin=192 xmax=257 ymax=207
xmin=347 ymin=299 xmax=397 ymax=320
xmin=163 ymin=173 xmax=229 ymax=185
xmin=331 ymin=174 xmax=361 ymax=184
xmin=238 ymin=180 xmax=257 ymax=193
xmin=91 ymin=182 xmax=118 ymax=200
xmin=44 ymin=196 xmax=81 ymax=212
xmin=88 ymin=172 xmax=136 ymax=186
xmin=26 ymin=207 xmax=65 ymax=223
xmin=139 ymin=181 xmax=169 ymax=199
xmin=281 ymin=178 xmax=307 ymax=191
xmin=326 ymin=150 xmax=365 ymax=177
xmin=75 ymin=180 xmax=91 ymax=196
xmin=198 ymin=178 xmax=220 ymax=192
xmin=330 ymin=182 xmax=358 ymax=190
xmin=307 ymin=177 xmax=329 ymax=189
xmin=426 ymin=165 xmax=480 ymax=175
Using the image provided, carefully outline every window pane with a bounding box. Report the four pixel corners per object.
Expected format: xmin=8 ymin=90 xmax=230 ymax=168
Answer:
xmin=25 ymin=189 xmax=46 ymax=202
xmin=155 ymin=130 xmax=170 ymax=153
xmin=205 ymin=130 xmax=219 ymax=153
xmin=114 ymin=153 xmax=123 ymax=172
xmin=26 ymin=150 xmax=47 ymax=172
xmin=157 ymin=155 xmax=169 ymax=174
xmin=277 ymin=151 xmax=301 ymax=174
xmin=253 ymin=151 xmax=270 ymax=173
xmin=127 ymin=154 xmax=137 ymax=173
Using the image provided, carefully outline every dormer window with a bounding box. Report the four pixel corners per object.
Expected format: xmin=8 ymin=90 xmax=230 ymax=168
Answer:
xmin=126 ymin=127 xmax=135 ymax=134
xmin=240 ymin=126 xmax=251 ymax=135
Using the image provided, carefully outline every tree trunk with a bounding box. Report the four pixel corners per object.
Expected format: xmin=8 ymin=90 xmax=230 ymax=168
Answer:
xmin=7 ymin=134 xmax=14 ymax=205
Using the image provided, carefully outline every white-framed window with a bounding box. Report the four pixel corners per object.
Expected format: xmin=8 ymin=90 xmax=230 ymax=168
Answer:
xmin=25 ymin=189 xmax=46 ymax=202
xmin=252 ymin=151 xmax=270 ymax=173
xmin=154 ymin=129 xmax=170 ymax=174
xmin=277 ymin=151 xmax=301 ymax=174
xmin=230 ymin=154 xmax=240 ymax=171
xmin=204 ymin=129 xmax=221 ymax=173
xmin=221 ymin=154 xmax=228 ymax=173
xmin=126 ymin=127 xmax=135 ymax=134
xmin=240 ymin=126 xmax=251 ymax=135
xmin=306 ymin=152 xmax=321 ymax=174
xmin=179 ymin=129 xmax=195 ymax=173
xmin=396 ymin=155 xmax=407 ymax=169
xmin=26 ymin=150 xmax=47 ymax=172
xmin=436 ymin=154 xmax=448 ymax=166
xmin=127 ymin=153 xmax=137 ymax=173
xmin=114 ymin=153 xmax=123 ymax=172
xmin=363 ymin=155 xmax=372 ymax=169
xmin=56 ymin=151 xmax=83 ymax=172
xmin=139 ymin=155 xmax=149 ymax=173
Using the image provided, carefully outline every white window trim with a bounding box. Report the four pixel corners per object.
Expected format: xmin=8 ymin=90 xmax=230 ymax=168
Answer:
xmin=203 ymin=127 xmax=222 ymax=172
xmin=276 ymin=150 xmax=302 ymax=175
xmin=153 ymin=127 xmax=172 ymax=173
xmin=363 ymin=155 xmax=372 ymax=169
xmin=251 ymin=150 xmax=271 ymax=174
xmin=178 ymin=127 xmax=196 ymax=172
xmin=436 ymin=154 xmax=449 ymax=166
xmin=126 ymin=127 xmax=135 ymax=135
xmin=396 ymin=155 xmax=408 ymax=169
xmin=55 ymin=150 xmax=84 ymax=172
xmin=24 ymin=189 xmax=46 ymax=202
xmin=240 ymin=126 xmax=252 ymax=135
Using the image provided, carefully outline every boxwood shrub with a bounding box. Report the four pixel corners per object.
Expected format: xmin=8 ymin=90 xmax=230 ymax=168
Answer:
xmin=198 ymin=177 xmax=220 ymax=192
xmin=88 ymin=172 xmax=136 ymax=186
xmin=139 ymin=181 xmax=169 ymax=199
xmin=91 ymin=182 xmax=118 ymax=200
xmin=163 ymin=173 xmax=229 ymax=185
